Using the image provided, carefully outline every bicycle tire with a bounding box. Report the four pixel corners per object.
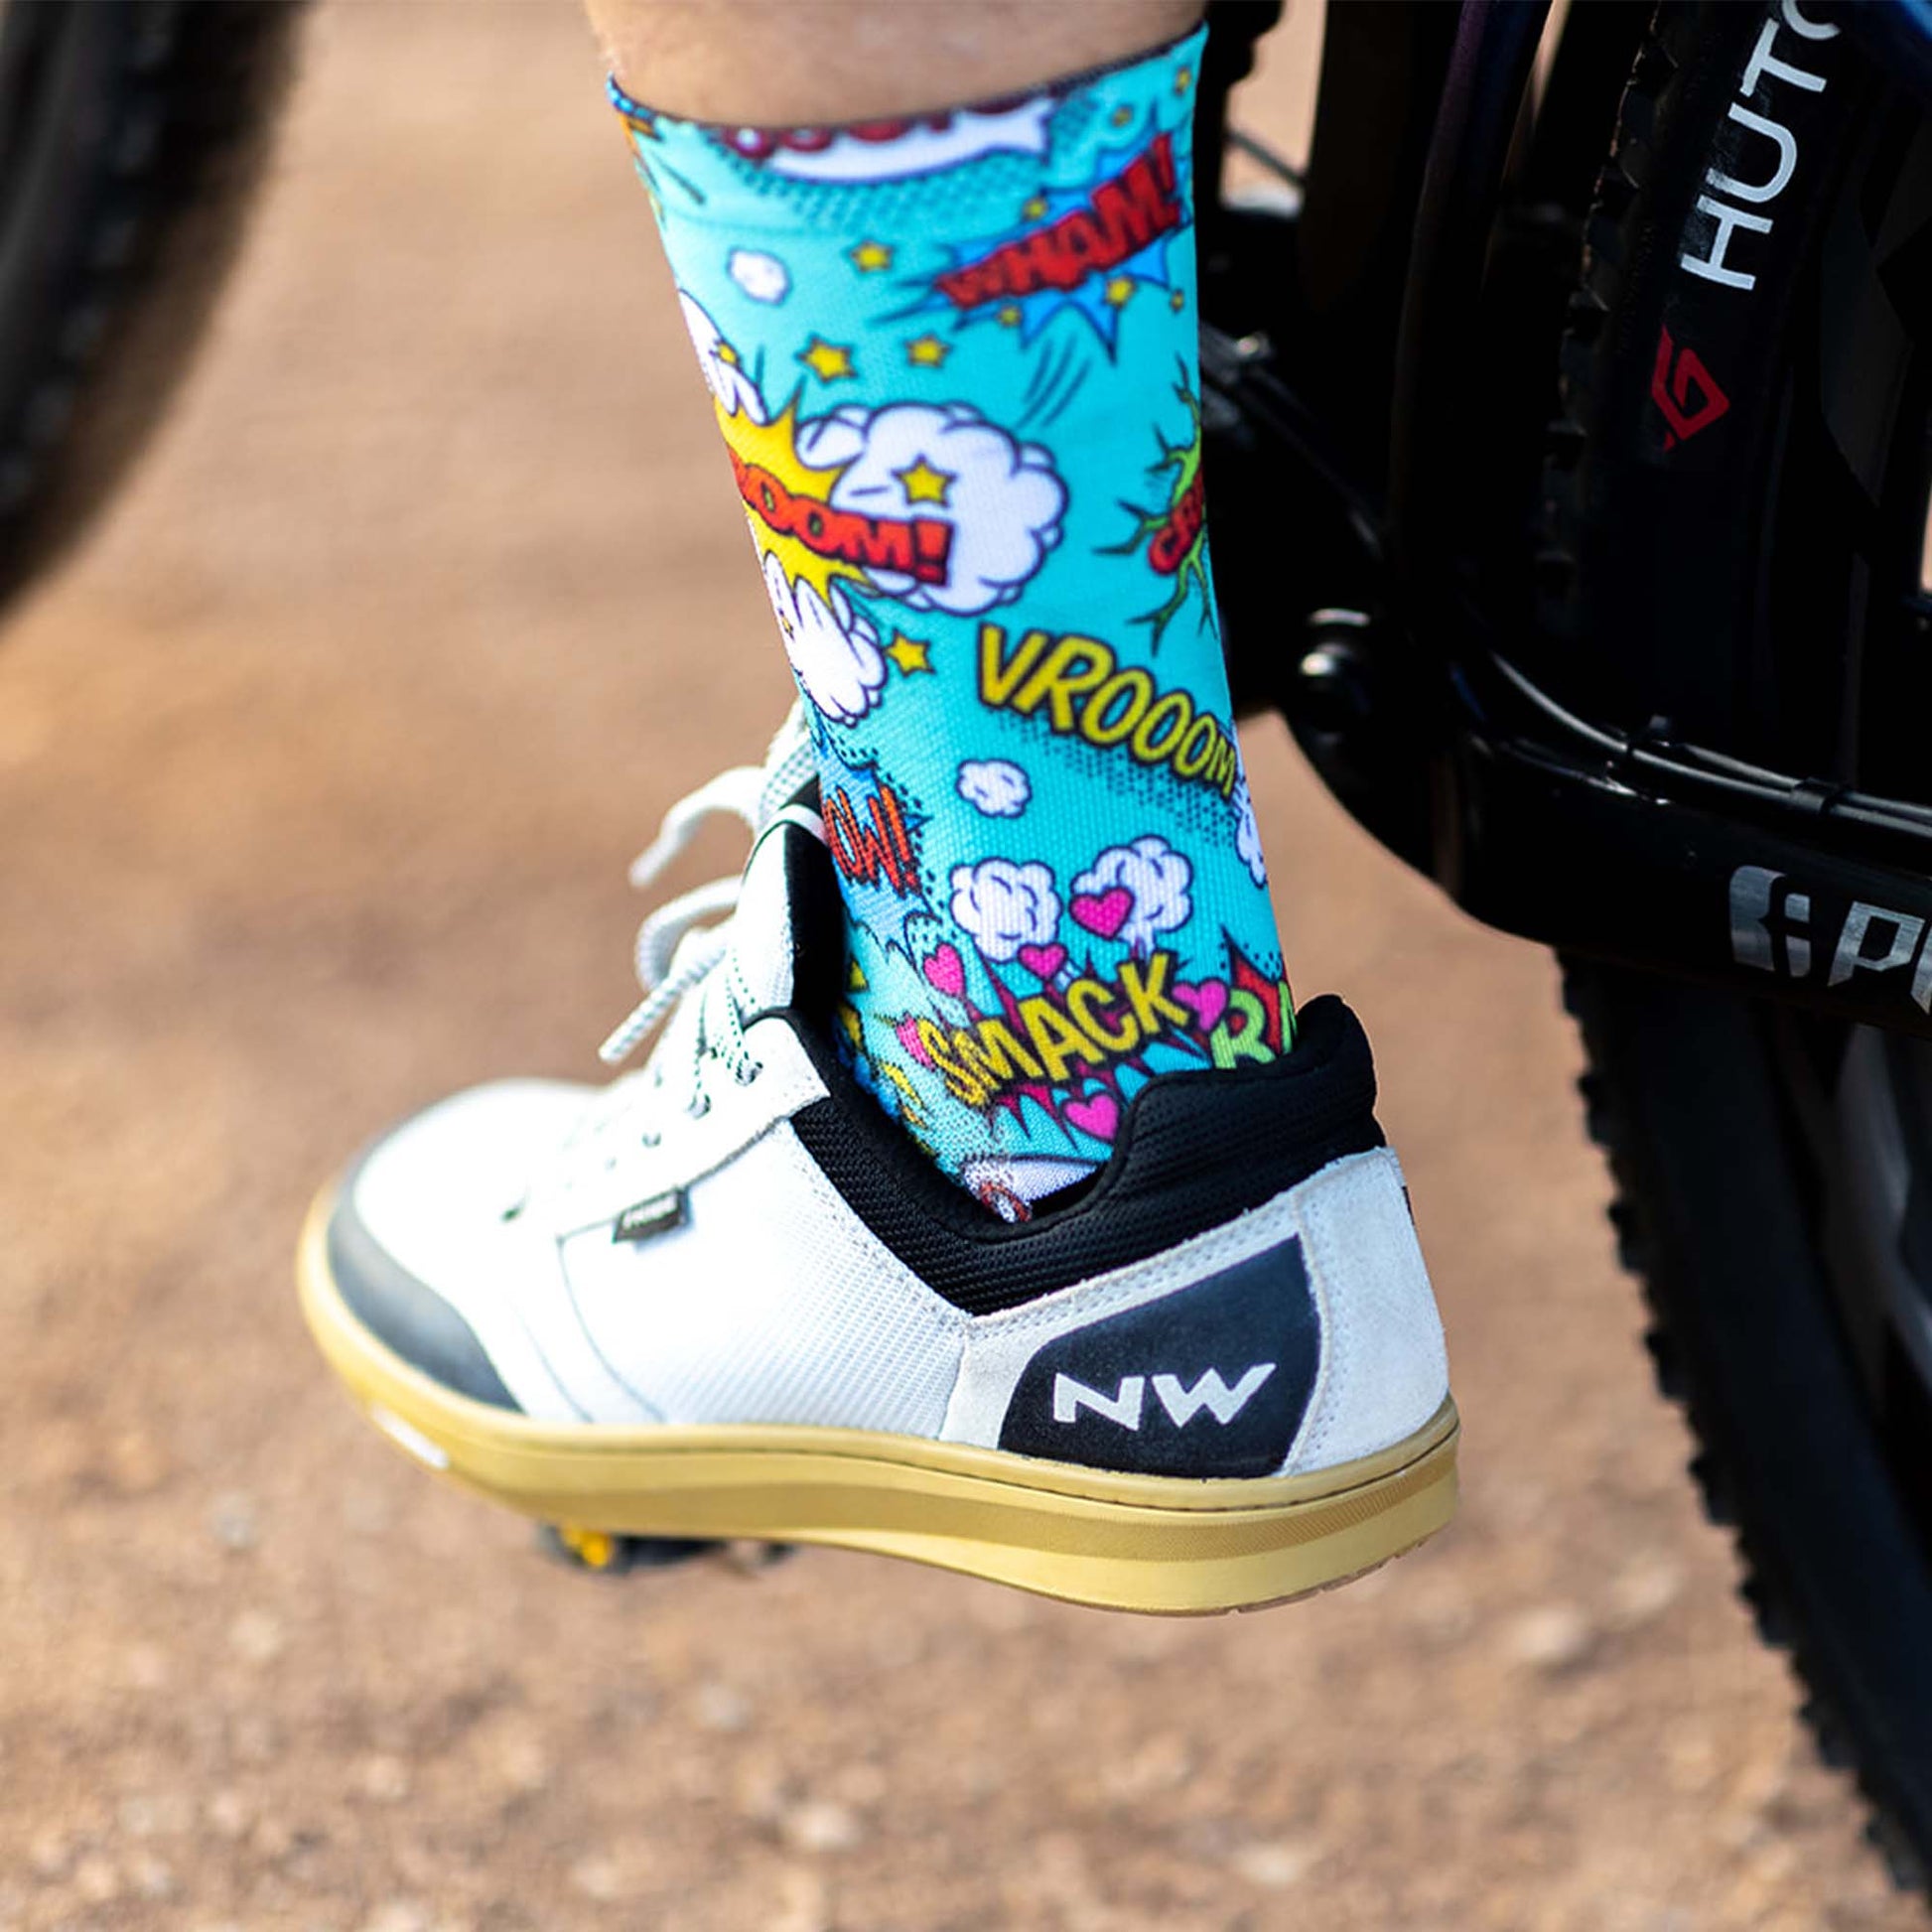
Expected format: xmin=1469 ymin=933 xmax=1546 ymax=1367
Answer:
xmin=0 ymin=0 xmax=302 ymax=615
xmin=1542 ymin=1 xmax=1932 ymax=1891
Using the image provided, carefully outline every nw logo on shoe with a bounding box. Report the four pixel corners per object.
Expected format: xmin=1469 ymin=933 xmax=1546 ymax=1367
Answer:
xmin=1050 ymin=1364 xmax=1277 ymax=1431
xmin=999 ymin=1245 xmax=1316 ymax=1476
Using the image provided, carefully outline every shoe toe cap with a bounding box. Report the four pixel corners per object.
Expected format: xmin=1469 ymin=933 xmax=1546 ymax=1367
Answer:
xmin=328 ymin=1183 xmax=522 ymax=1409
xmin=327 ymin=1079 xmax=591 ymax=1412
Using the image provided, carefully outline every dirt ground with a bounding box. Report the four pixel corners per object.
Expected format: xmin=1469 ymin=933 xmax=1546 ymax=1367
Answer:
xmin=0 ymin=8 xmax=1921 ymax=1930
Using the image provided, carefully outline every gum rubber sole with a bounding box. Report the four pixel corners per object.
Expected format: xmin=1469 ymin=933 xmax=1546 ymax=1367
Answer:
xmin=297 ymin=1193 xmax=1458 ymax=1615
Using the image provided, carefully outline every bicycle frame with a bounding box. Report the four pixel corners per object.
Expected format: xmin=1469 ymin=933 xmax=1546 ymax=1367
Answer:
xmin=1206 ymin=0 xmax=1932 ymax=1038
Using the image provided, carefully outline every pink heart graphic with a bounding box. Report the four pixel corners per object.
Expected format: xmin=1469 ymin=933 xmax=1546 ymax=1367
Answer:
xmin=1177 ymin=977 xmax=1229 ymax=1035
xmin=922 ymin=943 xmax=966 ymax=999
xmin=896 ymin=1017 xmax=934 ymax=1066
xmin=1063 ymin=1090 xmax=1121 ymax=1142
xmin=1069 ymin=887 xmax=1134 ymax=940
xmin=1017 ymin=942 xmax=1068 ymax=981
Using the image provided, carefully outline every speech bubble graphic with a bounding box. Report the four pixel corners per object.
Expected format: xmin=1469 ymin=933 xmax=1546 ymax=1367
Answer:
xmin=1071 ymin=837 xmax=1193 ymax=956
xmin=716 ymin=97 xmax=1055 ymax=184
xmin=676 ymin=297 xmax=1067 ymax=728
xmin=761 ymin=553 xmax=884 ymax=725
xmin=728 ymin=248 xmax=790 ymax=305
xmin=803 ymin=402 xmax=1066 ymax=617
xmin=956 ymin=758 xmax=1031 ymax=818
xmin=679 ymin=290 xmax=766 ymax=422
xmin=950 ymin=857 xmax=1061 ymax=964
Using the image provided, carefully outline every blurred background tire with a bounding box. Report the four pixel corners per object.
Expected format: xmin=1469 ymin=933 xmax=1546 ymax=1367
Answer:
xmin=0 ymin=0 xmax=302 ymax=619
xmin=1547 ymin=4 xmax=1932 ymax=1892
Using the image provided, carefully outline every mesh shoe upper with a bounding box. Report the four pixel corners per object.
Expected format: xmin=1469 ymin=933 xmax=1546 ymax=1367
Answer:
xmin=323 ymin=753 xmax=1447 ymax=1479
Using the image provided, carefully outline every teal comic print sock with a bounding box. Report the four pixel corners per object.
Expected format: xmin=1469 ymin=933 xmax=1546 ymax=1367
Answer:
xmin=614 ymin=28 xmax=1293 ymax=1218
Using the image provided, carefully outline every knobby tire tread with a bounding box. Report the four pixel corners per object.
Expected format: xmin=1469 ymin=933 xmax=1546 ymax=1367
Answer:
xmin=1540 ymin=5 xmax=1930 ymax=1896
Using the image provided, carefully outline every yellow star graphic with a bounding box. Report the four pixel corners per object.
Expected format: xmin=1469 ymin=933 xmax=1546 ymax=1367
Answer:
xmin=894 ymin=458 xmax=953 ymax=505
xmin=1170 ymin=288 xmax=1186 ymax=312
xmin=848 ymin=239 xmax=894 ymax=273
xmin=1111 ymin=105 xmax=1134 ymax=128
xmin=905 ymin=334 xmax=951 ymax=368
xmin=796 ymin=336 xmax=856 ymax=382
xmin=1174 ymin=66 xmax=1193 ymax=94
xmin=847 ymin=959 xmax=868 ymax=993
xmin=997 ymin=303 xmax=1024 ymax=329
xmin=885 ymin=632 xmax=934 ymax=675
xmin=1104 ymin=276 xmax=1137 ymax=309
xmin=1021 ymin=195 xmax=1048 ymax=220
xmin=838 ymin=1003 xmax=863 ymax=1048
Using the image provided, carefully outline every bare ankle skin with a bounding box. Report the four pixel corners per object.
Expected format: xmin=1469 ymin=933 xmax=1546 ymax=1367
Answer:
xmin=582 ymin=1 xmax=1206 ymax=124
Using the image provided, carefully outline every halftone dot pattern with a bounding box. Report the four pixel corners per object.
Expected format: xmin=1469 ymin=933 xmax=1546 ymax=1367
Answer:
xmin=708 ymin=137 xmax=1066 ymax=237
xmin=614 ymin=75 xmax=1111 ymax=236
xmin=614 ymin=26 xmax=1293 ymax=1212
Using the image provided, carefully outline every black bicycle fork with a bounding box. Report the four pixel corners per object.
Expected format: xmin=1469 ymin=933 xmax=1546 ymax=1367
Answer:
xmin=1202 ymin=0 xmax=1932 ymax=1041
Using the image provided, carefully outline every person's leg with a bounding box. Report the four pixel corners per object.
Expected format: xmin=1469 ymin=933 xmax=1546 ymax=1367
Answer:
xmin=583 ymin=3 xmax=1201 ymax=125
xmin=596 ymin=1 xmax=1291 ymax=1216
xmin=296 ymin=2 xmax=1455 ymax=1615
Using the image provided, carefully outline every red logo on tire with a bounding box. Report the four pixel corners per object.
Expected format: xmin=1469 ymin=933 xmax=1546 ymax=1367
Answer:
xmin=1651 ymin=327 xmax=1730 ymax=449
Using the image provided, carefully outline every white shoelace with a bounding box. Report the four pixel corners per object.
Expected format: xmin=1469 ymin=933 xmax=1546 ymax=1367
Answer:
xmin=595 ymin=703 xmax=819 ymax=1073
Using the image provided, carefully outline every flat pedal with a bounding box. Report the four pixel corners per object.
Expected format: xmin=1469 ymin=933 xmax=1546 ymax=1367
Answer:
xmin=540 ymin=1524 xmax=793 ymax=1577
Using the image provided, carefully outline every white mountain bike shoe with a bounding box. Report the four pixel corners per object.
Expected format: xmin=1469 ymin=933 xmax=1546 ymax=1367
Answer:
xmin=299 ymin=715 xmax=1457 ymax=1613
